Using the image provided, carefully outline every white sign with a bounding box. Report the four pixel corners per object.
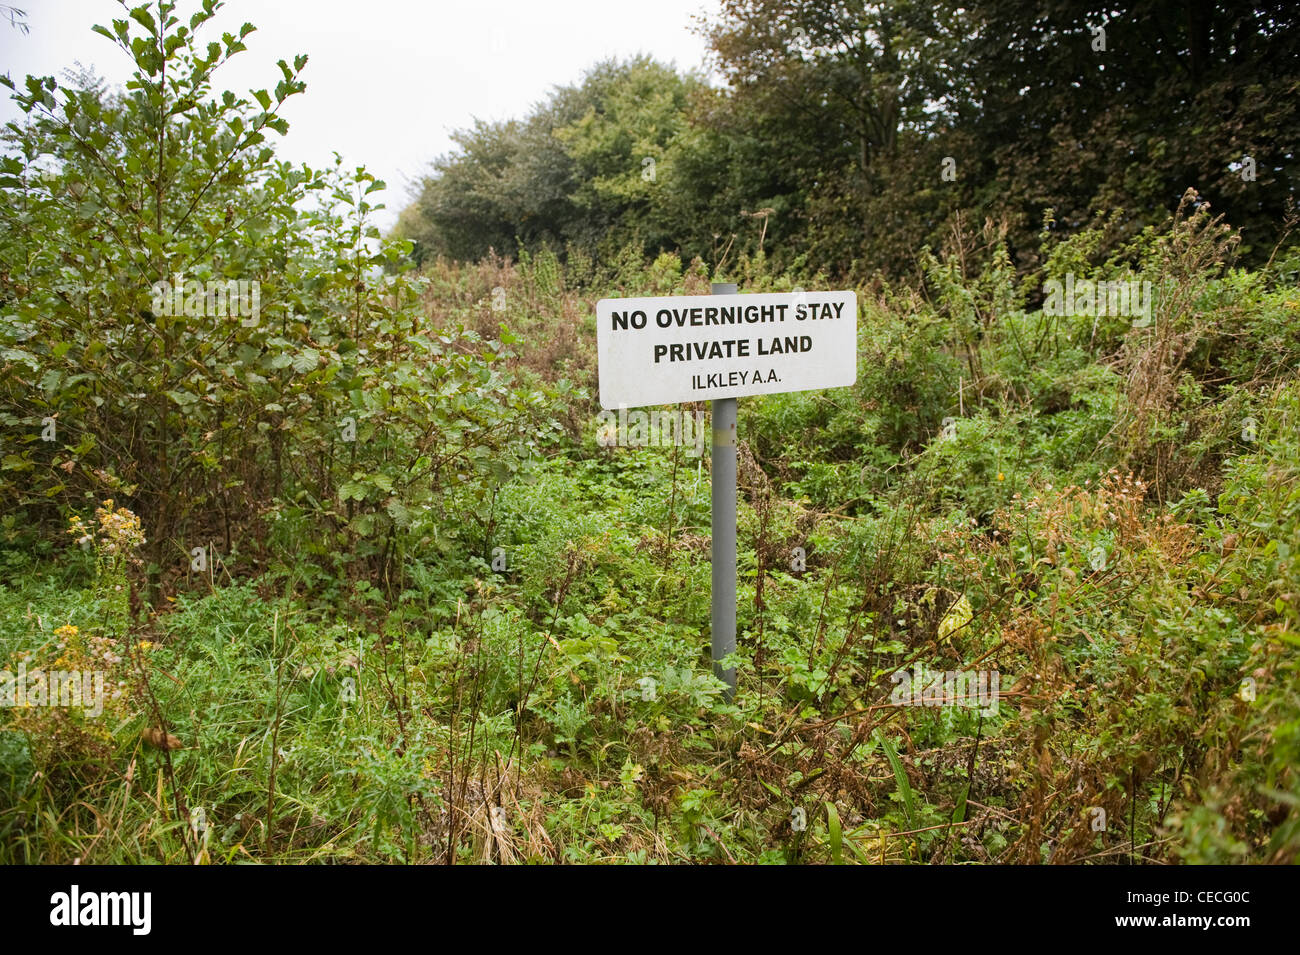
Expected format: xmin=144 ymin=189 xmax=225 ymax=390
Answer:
xmin=596 ymin=290 xmax=857 ymax=409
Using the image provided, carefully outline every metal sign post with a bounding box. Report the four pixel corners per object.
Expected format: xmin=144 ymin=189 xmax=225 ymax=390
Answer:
xmin=709 ymin=282 xmax=738 ymax=700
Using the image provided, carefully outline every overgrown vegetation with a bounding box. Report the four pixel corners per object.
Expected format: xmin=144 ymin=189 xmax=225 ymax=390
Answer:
xmin=2 ymin=2 xmax=1298 ymax=864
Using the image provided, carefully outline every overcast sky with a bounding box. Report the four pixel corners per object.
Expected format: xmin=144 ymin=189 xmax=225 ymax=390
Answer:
xmin=0 ymin=0 xmax=716 ymax=229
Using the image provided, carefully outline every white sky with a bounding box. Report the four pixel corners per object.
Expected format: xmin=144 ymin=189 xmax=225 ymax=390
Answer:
xmin=0 ymin=0 xmax=716 ymax=229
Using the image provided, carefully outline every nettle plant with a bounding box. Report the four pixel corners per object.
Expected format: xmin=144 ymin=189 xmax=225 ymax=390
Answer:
xmin=0 ymin=0 xmax=554 ymax=590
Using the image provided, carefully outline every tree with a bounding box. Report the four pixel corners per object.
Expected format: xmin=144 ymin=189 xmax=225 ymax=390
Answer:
xmin=1 ymin=0 xmax=552 ymax=590
xmin=962 ymin=0 xmax=1300 ymax=267
xmin=396 ymin=57 xmax=702 ymax=264
xmin=697 ymin=0 xmax=971 ymax=274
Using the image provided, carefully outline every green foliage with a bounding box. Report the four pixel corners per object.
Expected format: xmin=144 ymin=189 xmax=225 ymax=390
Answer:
xmin=397 ymin=57 xmax=703 ymax=265
xmin=2 ymin=1 xmax=1299 ymax=868
xmin=0 ymin=1 xmax=564 ymax=594
xmin=395 ymin=2 xmax=1298 ymax=279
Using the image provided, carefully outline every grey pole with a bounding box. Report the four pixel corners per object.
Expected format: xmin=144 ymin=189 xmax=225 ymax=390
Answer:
xmin=710 ymin=282 xmax=738 ymax=700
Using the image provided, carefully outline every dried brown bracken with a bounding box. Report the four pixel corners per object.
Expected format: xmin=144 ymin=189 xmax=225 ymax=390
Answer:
xmin=142 ymin=727 xmax=184 ymax=750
